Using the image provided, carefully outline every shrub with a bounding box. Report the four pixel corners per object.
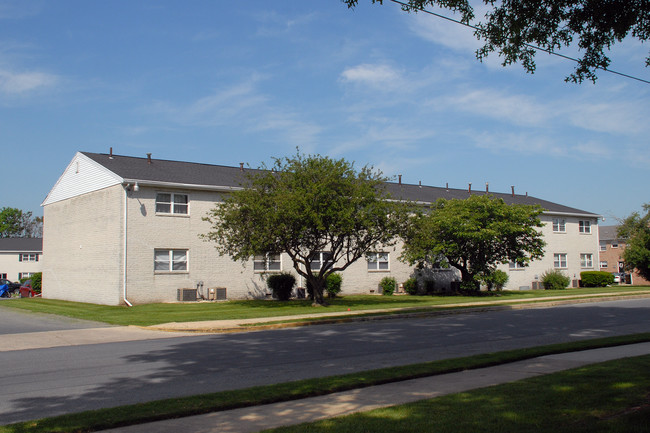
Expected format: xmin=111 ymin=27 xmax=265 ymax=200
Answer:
xmin=266 ymin=273 xmax=296 ymax=301
xmin=580 ymin=271 xmax=615 ymax=287
xmin=379 ymin=276 xmax=396 ymax=296
xmin=325 ymin=273 xmax=343 ymax=298
xmin=403 ymin=278 xmax=418 ymax=295
xmin=541 ymin=269 xmax=570 ymax=290
xmin=424 ymin=279 xmax=436 ymax=295
xmin=30 ymin=272 xmax=42 ymax=293
xmin=483 ymin=270 xmax=509 ymax=291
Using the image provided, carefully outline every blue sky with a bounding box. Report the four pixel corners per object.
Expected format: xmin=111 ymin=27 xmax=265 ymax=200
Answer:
xmin=1 ymin=1 xmax=648 ymax=223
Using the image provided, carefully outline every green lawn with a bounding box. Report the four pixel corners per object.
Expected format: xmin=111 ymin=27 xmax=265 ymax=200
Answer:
xmin=265 ymin=354 xmax=650 ymax=433
xmin=1 ymin=287 xmax=648 ymax=326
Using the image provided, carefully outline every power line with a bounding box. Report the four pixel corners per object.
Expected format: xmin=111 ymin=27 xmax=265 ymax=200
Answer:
xmin=389 ymin=0 xmax=650 ymax=85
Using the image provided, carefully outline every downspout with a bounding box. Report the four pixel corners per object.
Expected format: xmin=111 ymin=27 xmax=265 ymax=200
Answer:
xmin=123 ymin=186 xmax=133 ymax=307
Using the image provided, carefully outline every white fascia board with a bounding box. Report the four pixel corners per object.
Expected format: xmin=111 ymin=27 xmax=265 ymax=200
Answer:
xmin=41 ymin=152 xmax=124 ymax=206
xmin=122 ymin=179 xmax=244 ymax=192
xmin=542 ymin=210 xmax=602 ymax=219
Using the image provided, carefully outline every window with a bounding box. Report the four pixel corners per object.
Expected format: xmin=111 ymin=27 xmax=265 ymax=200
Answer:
xmin=600 ymin=261 xmax=608 ymax=268
xmin=0 ymin=273 xmax=6 ymax=279
xmin=580 ymin=253 xmax=593 ymax=268
xmin=19 ymin=272 xmax=34 ymax=279
xmin=611 ymin=242 xmax=619 ymax=249
xmin=578 ymin=220 xmax=591 ymax=233
xmin=367 ymin=252 xmax=389 ymax=271
xmin=19 ymin=253 xmax=39 ymax=262
xmin=310 ymin=252 xmax=333 ymax=271
xmin=553 ymin=253 xmax=567 ymax=269
xmin=508 ymin=261 xmax=526 ymax=270
xmin=154 ymin=249 xmax=188 ymax=272
xmin=599 ymin=242 xmax=607 ymax=251
xmin=552 ymin=218 xmax=566 ymax=233
xmin=156 ymin=193 xmax=189 ymax=215
xmin=254 ymin=253 xmax=282 ymax=272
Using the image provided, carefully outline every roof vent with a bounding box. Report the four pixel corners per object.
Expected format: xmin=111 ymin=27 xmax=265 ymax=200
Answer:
xmin=418 ymin=180 xmax=422 ymax=188
xmin=511 ymin=185 xmax=515 ymax=197
xmin=398 ymin=174 xmax=402 ymax=185
xmin=109 ymin=147 xmax=114 ymax=159
xmin=445 ymin=182 xmax=449 ymax=191
xmin=147 ymin=153 xmax=152 ymax=164
xmin=468 ymin=183 xmax=472 ymax=194
xmin=239 ymin=162 xmax=244 ymax=172
xmin=485 ymin=182 xmax=489 ymax=193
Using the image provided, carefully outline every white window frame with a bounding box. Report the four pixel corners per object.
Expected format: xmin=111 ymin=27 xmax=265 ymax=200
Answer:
xmin=155 ymin=193 xmax=189 ymax=215
xmin=154 ymin=249 xmax=188 ymax=272
xmin=578 ymin=220 xmax=591 ymax=234
xmin=553 ymin=253 xmax=567 ymax=269
xmin=367 ymin=252 xmax=390 ymax=271
xmin=309 ymin=252 xmax=333 ymax=271
xmin=19 ymin=272 xmax=34 ymax=279
xmin=600 ymin=261 xmax=608 ymax=268
xmin=552 ymin=218 xmax=566 ymax=233
xmin=254 ymin=253 xmax=282 ymax=272
xmin=508 ymin=261 xmax=526 ymax=270
xmin=599 ymin=242 xmax=607 ymax=251
xmin=19 ymin=253 xmax=39 ymax=262
xmin=580 ymin=253 xmax=594 ymax=268
xmin=611 ymin=242 xmax=619 ymax=249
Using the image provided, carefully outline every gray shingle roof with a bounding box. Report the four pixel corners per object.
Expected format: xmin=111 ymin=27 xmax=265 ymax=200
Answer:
xmin=599 ymin=225 xmax=620 ymax=241
xmin=83 ymin=151 xmax=599 ymax=217
xmin=0 ymin=237 xmax=43 ymax=252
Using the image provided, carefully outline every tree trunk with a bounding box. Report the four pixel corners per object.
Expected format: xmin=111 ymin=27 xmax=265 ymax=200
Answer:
xmin=308 ymin=277 xmax=327 ymax=306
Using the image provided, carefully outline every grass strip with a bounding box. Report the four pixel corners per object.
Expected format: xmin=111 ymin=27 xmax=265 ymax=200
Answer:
xmin=2 ymin=333 xmax=649 ymax=433
xmin=266 ymin=355 xmax=650 ymax=433
xmin=2 ymin=288 xmax=649 ymax=327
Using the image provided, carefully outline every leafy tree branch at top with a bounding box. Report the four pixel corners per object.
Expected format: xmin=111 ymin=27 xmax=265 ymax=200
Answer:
xmin=618 ymin=203 xmax=650 ymax=281
xmin=344 ymin=0 xmax=650 ymax=83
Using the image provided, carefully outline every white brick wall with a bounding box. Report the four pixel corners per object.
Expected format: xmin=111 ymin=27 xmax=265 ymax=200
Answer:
xmin=43 ymin=185 xmax=124 ymax=305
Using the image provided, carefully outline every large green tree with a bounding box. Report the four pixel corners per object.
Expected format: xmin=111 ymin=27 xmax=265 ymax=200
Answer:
xmin=0 ymin=207 xmax=42 ymax=238
xmin=618 ymin=203 xmax=650 ymax=281
xmin=203 ymin=152 xmax=406 ymax=305
xmin=400 ymin=195 xmax=545 ymax=291
xmin=344 ymin=0 xmax=650 ymax=83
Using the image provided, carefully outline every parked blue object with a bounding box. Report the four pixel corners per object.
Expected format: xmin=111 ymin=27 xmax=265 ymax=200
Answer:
xmin=0 ymin=284 xmax=11 ymax=298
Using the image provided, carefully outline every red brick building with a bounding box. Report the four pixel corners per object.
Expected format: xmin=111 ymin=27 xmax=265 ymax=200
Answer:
xmin=599 ymin=226 xmax=650 ymax=285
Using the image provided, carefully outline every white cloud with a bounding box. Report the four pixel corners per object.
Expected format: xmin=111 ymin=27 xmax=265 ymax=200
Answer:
xmin=0 ymin=69 xmax=57 ymax=94
xmin=431 ymin=88 xmax=551 ymax=127
xmin=145 ymin=76 xmax=322 ymax=147
xmin=339 ymin=64 xmax=401 ymax=88
xmin=408 ymin=9 xmax=481 ymax=53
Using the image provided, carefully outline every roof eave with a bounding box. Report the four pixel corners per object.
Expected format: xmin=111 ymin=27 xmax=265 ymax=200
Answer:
xmin=122 ymin=179 xmax=244 ymax=192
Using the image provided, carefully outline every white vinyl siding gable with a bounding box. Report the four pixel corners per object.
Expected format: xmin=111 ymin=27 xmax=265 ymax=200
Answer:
xmin=42 ymin=152 xmax=123 ymax=206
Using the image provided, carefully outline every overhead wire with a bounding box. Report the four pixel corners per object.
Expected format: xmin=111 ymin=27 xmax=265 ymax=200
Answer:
xmin=389 ymin=0 xmax=650 ymax=85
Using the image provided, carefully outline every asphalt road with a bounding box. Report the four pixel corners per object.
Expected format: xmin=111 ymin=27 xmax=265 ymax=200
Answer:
xmin=1 ymin=298 xmax=649 ymax=424
xmin=0 ymin=307 xmax=109 ymax=335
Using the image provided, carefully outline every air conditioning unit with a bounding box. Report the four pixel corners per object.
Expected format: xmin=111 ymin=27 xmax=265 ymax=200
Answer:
xmin=177 ymin=288 xmax=197 ymax=302
xmin=215 ymin=287 xmax=227 ymax=300
xmin=531 ymin=281 xmax=543 ymax=290
xmin=572 ymin=279 xmax=580 ymax=288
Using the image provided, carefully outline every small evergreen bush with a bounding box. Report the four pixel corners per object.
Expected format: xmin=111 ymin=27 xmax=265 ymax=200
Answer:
xmin=325 ymin=273 xmax=343 ymax=298
xmin=379 ymin=276 xmax=396 ymax=295
xmin=541 ymin=269 xmax=570 ymax=290
xmin=31 ymin=272 xmax=42 ymax=293
xmin=580 ymin=271 xmax=615 ymax=287
xmin=403 ymin=278 xmax=418 ymax=295
xmin=266 ymin=273 xmax=296 ymax=301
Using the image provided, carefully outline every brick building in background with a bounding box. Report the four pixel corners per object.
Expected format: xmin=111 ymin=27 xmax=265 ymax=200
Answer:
xmin=598 ymin=225 xmax=650 ymax=285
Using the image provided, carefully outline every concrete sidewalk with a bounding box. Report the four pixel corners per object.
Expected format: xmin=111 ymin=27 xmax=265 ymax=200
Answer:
xmin=99 ymin=342 xmax=650 ymax=433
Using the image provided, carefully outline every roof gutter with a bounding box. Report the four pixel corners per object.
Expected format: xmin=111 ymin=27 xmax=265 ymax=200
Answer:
xmin=122 ymin=179 xmax=244 ymax=192
xmin=542 ymin=210 xmax=603 ymax=219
